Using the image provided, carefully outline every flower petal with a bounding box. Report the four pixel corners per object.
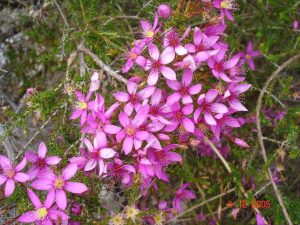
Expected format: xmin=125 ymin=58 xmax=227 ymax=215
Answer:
xmin=15 ymin=157 xmax=27 ymax=172
xmin=104 ymin=125 xmax=121 ymax=134
xmin=14 ymin=172 xmax=29 ymax=183
xmin=161 ymin=66 xmax=176 ymax=80
xmin=123 ymin=136 xmax=133 ymax=155
xmin=38 ymin=142 xmax=47 ymax=159
xmin=18 ymin=210 xmax=38 ymax=223
xmin=45 ymin=156 xmax=61 ymax=166
xmin=205 ymin=89 xmax=219 ymax=103
xmin=160 ymin=46 xmax=175 ymax=64
xmin=204 ymin=112 xmax=217 ymax=125
xmin=65 ymin=181 xmax=88 ymax=194
xmin=114 ymin=92 xmax=129 ymax=102
xmin=5 ymin=179 xmax=15 ymax=197
xmin=182 ymin=118 xmax=195 ymax=132
xmin=27 ymin=189 xmax=42 ymax=208
xmin=99 ymin=148 xmax=116 ymax=159
xmin=188 ymin=84 xmax=202 ymax=95
xmin=62 ymin=163 xmax=78 ymax=180
xmin=31 ymin=179 xmax=52 ymax=190
xmin=25 ymin=151 xmax=38 ymax=163
xmin=56 ymin=189 xmax=67 ymax=210
xmin=147 ymin=70 xmax=159 ymax=85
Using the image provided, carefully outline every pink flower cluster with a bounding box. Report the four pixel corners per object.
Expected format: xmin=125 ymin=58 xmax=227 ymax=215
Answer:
xmin=0 ymin=2 xmax=262 ymax=225
xmin=0 ymin=142 xmax=88 ymax=224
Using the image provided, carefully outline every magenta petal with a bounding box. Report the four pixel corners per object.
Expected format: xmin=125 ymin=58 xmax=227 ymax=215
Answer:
xmin=18 ymin=210 xmax=38 ymax=223
xmin=188 ymin=84 xmax=202 ymax=95
xmin=229 ymin=100 xmax=248 ymax=111
xmin=211 ymin=103 xmax=228 ymax=114
xmin=182 ymin=104 xmax=194 ymax=115
xmin=25 ymin=151 xmax=38 ymax=163
xmin=0 ymin=175 xmax=7 ymax=185
xmin=123 ymin=136 xmax=133 ymax=155
xmin=44 ymin=189 xmax=55 ymax=208
xmin=0 ymin=155 xmax=12 ymax=169
xmin=135 ymin=56 xmax=147 ymax=69
xmin=45 ymin=156 xmax=61 ymax=166
xmin=14 ymin=172 xmax=29 ymax=182
xmin=48 ymin=209 xmax=69 ymax=221
xmin=160 ymin=46 xmax=175 ymax=64
xmin=139 ymin=86 xmax=156 ymax=100
xmin=148 ymin=43 xmax=160 ymax=60
xmin=99 ymin=148 xmax=116 ymax=159
xmin=182 ymin=69 xmax=193 ymax=86
xmin=114 ymin=92 xmax=129 ymax=102
xmin=151 ymin=89 xmax=162 ymax=105
xmin=38 ymin=142 xmax=47 ymax=159
xmin=161 ymin=66 xmax=176 ymax=80
xmin=56 ymin=189 xmax=67 ymax=210
xmin=84 ymin=159 xmax=97 ymax=171
xmin=65 ymin=181 xmax=88 ymax=194
xmin=147 ymin=70 xmax=159 ymax=85
xmin=136 ymin=131 xmax=149 ymax=140
xmin=193 ymin=27 xmax=202 ymax=46
xmin=167 ymin=92 xmax=181 ymax=106
xmin=15 ymin=157 xmax=27 ymax=172
xmin=5 ymin=179 xmax=15 ymax=197
xmin=104 ymin=125 xmax=121 ymax=134
xmin=62 ymin=163 xmax=78 ymax=180
xmin=116 ymin=130 xmax=126 ymax=142
xmin=27 ymin=189 xmax=42 ymax=208
xmin=204 ymin=112 xmax=217 ymax=125
xmin=94 ymin=132 xmax=107 ymax=149
xmin=182 ymin=95 xmax=193 ymax=104
xmin=119 ymin=112 xmax=130 ymax=128
xmin=205 ymin=89 xmax=219 ymax=103
xmin=182 ymin=118 xmax=195 ymax=132
xmin=31 ymin=179 xmax=52 ymax=190
xmin=166 ymin=79 xmax=180 ymax=91
xmin=175 ymin=45 xmax=187 ymax=55
xmin=70 ymin=109 xmax=82 ymax=120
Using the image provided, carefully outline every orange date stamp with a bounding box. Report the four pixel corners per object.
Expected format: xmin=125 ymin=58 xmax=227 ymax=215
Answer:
xmin=226 ymin=200 xmax=271 ymax=209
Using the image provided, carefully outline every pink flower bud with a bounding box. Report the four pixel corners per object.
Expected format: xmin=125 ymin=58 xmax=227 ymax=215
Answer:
xmin=293 ymin=19 xmax=299 ymax=31
xmin=157 ymin=4 xmax=171 ymax=19
xmin=234 ymin=138 xmax=249 ymax=148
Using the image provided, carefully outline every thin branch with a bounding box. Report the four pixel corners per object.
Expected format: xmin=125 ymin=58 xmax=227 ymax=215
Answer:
xmin=79 ymin=46 xmax=128 ymax=84
xmin=204 ymin=137 xmax=232 ymax=173
xmin=53 ymin=0 xmax=70 ymax=27
xmin=256 ymin=53 xmax=300 ymax=225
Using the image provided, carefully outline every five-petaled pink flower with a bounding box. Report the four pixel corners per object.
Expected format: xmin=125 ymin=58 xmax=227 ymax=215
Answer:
xmin=213 ymin=0 xmax=236 ymax=23
xmin=194 ymin=89 xmax=228 ymax=126
xmin=25 ymin=142 xmax=61 ymax=179
xmin=166 ymin=69 xmax=202 ymax=105
xmin=70 ymin=91 xmax=93 ymax=125
xmin=145 ymin=43 xmax=176 ymax=85
xmin=240 ymin=42 xmax=260 ymax=70
xmin=116 ymin=106 xmax=150 ymax=155
xmin=83 ymin=133 xmax=116 ymax=176
xmin=31 ymin=163 xmax=88 ymax=210
xmin=140 ymin=14 xmax=160 ymax=42
xmin=163 ymin=28 xmax=190 ymax=56
xmin=18 ymin=189 xmax=68 ymax=224
xmin=114 ymin=80 xmax=155 ymax=115
xmin=0 ymin=155 xmax=29 ymax=197
xmin=173 ymin=183 xmax=196 ymax=212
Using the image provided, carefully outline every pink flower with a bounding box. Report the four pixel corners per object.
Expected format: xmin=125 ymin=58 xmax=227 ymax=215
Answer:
xmin=122 ymin=45 xmax=147 ymax=73
xmin=185 ymin=27 xmax=219 ymax=64
xmin=224 ymin=83 xmax=251 ymax=111
xmin=71 ymin=201 xmax=82 ymax=216
xmin=0 ymin=155 xmax=29 ymax=197
xmin=107 ymin=158 xmax=136 ymax=185
xmin=208 ymin=48 xmax=240 ymax=82
xmin=116 ymin=106 xmax=150 ymax=154
xmin=240 ymin=42 xmax=260 ymax=70
xmin=147 ymin=88 xmax=171 ymax=126
xmin=145 ymin=43 xmax=176 ymax=85
xmin=256 ymin=213 xmax=269 ymax=225
xmin=82 ymin=133 xmax=116 ymax=176
xmin=114 ymin=80 xmax=155 ymax=115
xmin=140 ymin=14 xmax=160 ymax=42
xmin=166 ymin=69 xmax=202 ymax=105
xmin=164 ymin=102 xmax=195 ymax=133
xmin=31 ymin=163 xmax=88 ymax=210
xmin=213 ymin=0 xmax=236 ymax=23
xmin=157 ymin=4 xmax=171 ymax=19
xmin=18 ymin=189 xmax=68 ymax=224
xmin=25 ymin=142 xmax=61 ymax=179
xmin=70 ymin=91 xmax=93 ymax=125
xmin=211 ymin=111 xmax=241 ymax=140
xmin=194 ymin=89 xmax=228 ymax=125
xmin=173 ymin=183 xmax=196 ymax=212
xmin=163 ymin=28 xmax=190 ymax=56
xmin=233 ymin=138 xmax=249 ymax=148
xmin=293 ymin=19 xmax=299 ymax=31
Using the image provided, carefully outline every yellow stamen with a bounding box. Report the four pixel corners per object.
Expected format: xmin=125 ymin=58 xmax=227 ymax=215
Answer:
xmin=77 ymin=101 xmax=87 ymax=110
xmin=245 ymin=54 xmax=251 ymax=59
xmin=54 ymin=177 xmax=64 ymax=189
xmin=36 ymin=207 xmax=48 ymax=220
xmin=143 ymin=30 xmax=155 ymax=38
xmin=5 ymin=169 xmax=15 ymax=179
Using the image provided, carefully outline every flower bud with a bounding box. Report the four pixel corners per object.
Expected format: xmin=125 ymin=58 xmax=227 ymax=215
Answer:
xmin=157 ymin=4 xmax=171 ymax=19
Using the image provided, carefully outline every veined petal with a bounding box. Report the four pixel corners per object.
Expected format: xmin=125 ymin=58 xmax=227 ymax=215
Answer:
xmin=148 ymin=43 xmax=160 ymax=60
xmin=27 ymin=189 xmax=42 ymax=208
xmin=65 ymin=181 xmax=88 ymax=194
xmin=160 ymin=46 xmax=175 ymax=64
xmin=5 ymin=179 xmax=15 ymax=197
xmin=204 ymin=112 xmax=217 ymax=125
xmin=161 ymin=66 xmax=176 ymax=80
xmin=38 ymin=142 xmax=47 ymax=159
xmin=100 ymin=148 xmax=116 ymax=159
xmin=114 ymin=92 xmax=129 ymax=102
xmin=56 ymin=189 xmax=67 ymax=210
xmin=14 ymin=172 xmax=29 ymax=183
xmin=45 ymin=156 xmax=61 ymax=166
xmin=147 ymin=70 xmax=159 ymax=85
xmin=123 ymin=136 xmax=133 ymax=155
xmin=62 ymin=163 xmax=78 ymax=180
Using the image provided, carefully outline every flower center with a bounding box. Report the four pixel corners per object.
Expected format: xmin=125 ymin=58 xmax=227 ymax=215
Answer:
xmin=128 ymin=51 xmax=138 ymax=60
xmin=5 ymin=169 xmax=15 ymax=179
xmin=151 ymin=60 xmax=162 ymax=70
xmin=126 ymin=126 xmax=136 ymax=136
xmin=143 ymin=30 xmax=155 ymax=38
xmin=179 ymin=86 xmax=188 ymax=96
xmin=54 ymin=177 xmax=64 ymax=189
xmin=36 ymin=207 xmax=48 ymax=220
xmin=245 ymin=54 xmax=251 ymax=59
xmin=215 ymin=62 xmax=224 ymax=72
xmin=36 ymin=159 xmax=46 ymax=168
xmin=221 ymin=0 xmax=235 ymax=9
xmin=90 ymin=151 xmax=100 ymax=160
xmin=130 ymin=94 xmax=140 ymax=104
xmin=196 ymin=44 xmax=205 ymax=52
xmin=77 ymin=101 xmax=87 ymax=110
xmin=174 ymin=111 xmax=183 ymax=121
xmin=150 ymin=105 xmax=160 ymax=115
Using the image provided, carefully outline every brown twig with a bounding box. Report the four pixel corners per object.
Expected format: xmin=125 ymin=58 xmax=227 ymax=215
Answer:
xmin=79 ymin=46 xmax=128 ymax=84
xmin=255 ymin=53 xmax=300 ymax=225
